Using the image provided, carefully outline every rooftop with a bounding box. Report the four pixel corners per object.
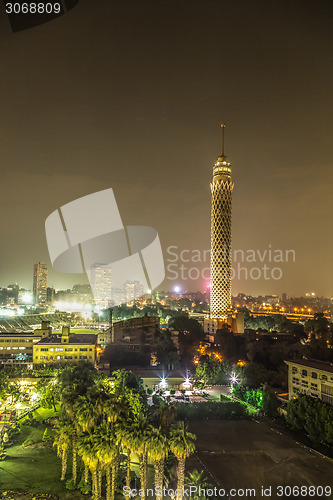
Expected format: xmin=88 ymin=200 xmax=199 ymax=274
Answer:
xmin=35 ymin=333 xmax=97 ymax=345
xmin=286 ymin=359 xmax=333 ymax=374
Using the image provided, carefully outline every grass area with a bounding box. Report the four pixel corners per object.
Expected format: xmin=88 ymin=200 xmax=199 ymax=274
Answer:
xmin=32 ymin=406 xmax=60 ymax=421
xmin=0 ymin=422 xmax=83 ymax=499
xmin=53 ymin=329 xmax=100 ymax=335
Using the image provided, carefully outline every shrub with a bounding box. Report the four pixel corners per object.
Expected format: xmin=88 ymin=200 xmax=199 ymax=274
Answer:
xmin=146 ymin=388 xmax=153 ymax=395
xmin=170 ymin=389 xmax=176 ymax=396
xmin=0 ymin=444 xmax=6 ymax=461
xmin=66 ymin=478 xmax=77 ymax=490
xmin=42 ymin=428 xmax=53 ymax=442
xmin=175 ymin=401 xmax=248 ymax=420
xmin=22 ymin=437 xmax=39 ymax=447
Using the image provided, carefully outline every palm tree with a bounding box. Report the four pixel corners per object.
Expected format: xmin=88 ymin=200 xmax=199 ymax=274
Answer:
xmin=148 ymin=426 xmax=168 ymax=500
xmin=115 ymin=418 xmax=132 ymax=489
xmin=129 ymin=415 xmax=153 ymax=500
xmin=94 ymin=422 xmax=119 ymax=500
xmin=78 ymin=430 xmax=100 ymax=500
xmin=53 ymin=418 xmax=72 ymax=480
xmin=185 ymin=470 xmax=213 ymax=500
xmin=169 ymin=422 xmax=196 ymax=500
xmin=157 ymin=401 xmax=176 ymax=430
xmin=74 ymin=392 xmax=101 ymax=431
xmin=62 ymin=386 xmax=81 ymax=485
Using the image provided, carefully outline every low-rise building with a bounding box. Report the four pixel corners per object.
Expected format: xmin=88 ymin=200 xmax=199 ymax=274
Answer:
xmin=113 ymin=314 xmax=160 ymax=344
xmin=285 ymin=359 xmax=333 ymax=405
xmin=33 ymin=326 xmax=97 ymax=365
xmin=0 ymin=321 xmax=52 ymax=365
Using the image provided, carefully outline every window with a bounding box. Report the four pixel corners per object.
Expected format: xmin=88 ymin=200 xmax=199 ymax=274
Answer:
xmin=302 ymin=369 xmax=308 ymax=377
xmin=292 ymin=367 xmax=298 ymax=374
xmin=65 ymin=348 xmax=72 ymax=352
xmin=80 ymin=348 xmax=87 ymax=351
xmin=79 ymin=356 xmax=87 ymax=360
xmin=311 ymin=383 xmax=318 ymax=389
xmin=65 ymin=356 xmax=73 ymax=360
xmin=41 ymin=348 xmax=48 ymax=352
xmin=311 ymin=372 xmax=317 ymax=379
xmin=321 ymin=375 xmax=328 ymax=381
xmin=55 ymin=348 xmax=63 ymax=352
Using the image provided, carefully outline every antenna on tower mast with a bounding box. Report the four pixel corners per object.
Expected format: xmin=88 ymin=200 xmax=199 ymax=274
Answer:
xmin=221 ymin=122 xmax=226 ymax=157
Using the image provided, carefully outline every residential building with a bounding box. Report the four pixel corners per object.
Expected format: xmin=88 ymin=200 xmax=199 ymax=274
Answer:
xmin=285 ymin=359 xmax=333 ymax=405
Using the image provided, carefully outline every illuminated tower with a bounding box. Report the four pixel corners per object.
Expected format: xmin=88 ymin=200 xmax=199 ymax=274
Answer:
xmin=204 ymin=124 xmax=238 ymax=337
xmin=210 ymin=123 xmax=233 ymax=318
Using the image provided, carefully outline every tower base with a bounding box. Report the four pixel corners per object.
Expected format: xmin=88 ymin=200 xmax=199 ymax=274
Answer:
xmin=204 ymin=311 xmax=244 ymax=341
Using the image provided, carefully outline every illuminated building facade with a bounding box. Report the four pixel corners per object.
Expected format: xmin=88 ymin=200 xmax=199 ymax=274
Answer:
xmin=90 ymin=263 xmax=112 ymax=308
xmin=286 ymin=359 xmax=333 ymax=405
xmin=33 ymin=262 xmax=48 ymax=305
xmin=33 ymin=326 xmax=97 ymax=365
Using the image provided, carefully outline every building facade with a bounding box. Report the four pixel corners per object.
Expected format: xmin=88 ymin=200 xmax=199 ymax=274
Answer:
xmin=33 ymin=262 xmax=48 ymax=305
xmin=33 ymin=326 xmax=97 ymax=365
xmin=89 ymin=263 xmax=113 ymax=309
xmin=0 ymin=321 xmax=52 ymax=365
xmin=285 ymin=359 xmax=333 ymax=405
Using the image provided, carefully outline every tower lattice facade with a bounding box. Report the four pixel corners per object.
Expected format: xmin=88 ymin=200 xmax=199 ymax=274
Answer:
xmin=210 ymin=124 xmax=234 ymax=319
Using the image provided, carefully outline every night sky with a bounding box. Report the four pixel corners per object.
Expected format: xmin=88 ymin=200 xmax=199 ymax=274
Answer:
xmin=0 ymin=0 xmax=332 ymax=297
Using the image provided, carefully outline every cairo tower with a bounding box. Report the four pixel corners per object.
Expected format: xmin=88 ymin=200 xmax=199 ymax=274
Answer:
xmin=204 ymin=124 xmax=243 ymax=337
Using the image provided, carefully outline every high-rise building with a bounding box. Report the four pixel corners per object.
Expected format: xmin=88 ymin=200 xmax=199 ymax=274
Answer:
xmin=33 ymin=262 xmax=48 ymax=305
xmin=90 ymin=263 xmax=112 ymax=308
xmin=204 ymin=125 xmax=243 ymax=336
xmin=125 ymin=281 xmax=144 ymax=303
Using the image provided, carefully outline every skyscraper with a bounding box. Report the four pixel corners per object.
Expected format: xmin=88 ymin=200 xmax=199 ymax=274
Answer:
xmin=89 ymin=263 xmax=112 ymax=309
xmin=204 ymin=125 xmax=243 ymax=336
xmin=33 ymin=262 xmax=48 ymax=305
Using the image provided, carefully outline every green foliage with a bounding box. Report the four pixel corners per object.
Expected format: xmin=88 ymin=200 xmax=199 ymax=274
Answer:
xmin=66 ymin=477 xmax=77 ymax=490
xmin=261 ymin=382 xmax=280 ymax=417
xmin=170 ymin=389 xmax=176 ymax=396
xmin=78 ymin=475 xmax=91 ymax=494
xmin=174 ymin=401 xmax=247 ymax=420
xmin=42 ymin=427 xmax=54 ymax=442
xmin=286 ymin=394 xmax=333 ymax=447
xmin=185 ymin=469 xmax=215 ymax=499
xmin=232 ymin=384 xmax=263 ymax=408
xmin=22 ymin=437 xmax=39 ymax=447
xmin=0 ymin=369 xmax=10 ymax=400
xmin=195 ymin=355 xmax=229 ymax=385
xmin=2 ymin=431 xmax=10 ymax=444
xmin=0 ymin=443 xmax=6 ymax=461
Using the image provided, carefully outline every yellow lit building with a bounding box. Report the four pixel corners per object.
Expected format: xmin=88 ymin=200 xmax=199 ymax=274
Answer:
xmin=0 ymin=321 xmax=52 ymax=365
xmin=33 ymin=326 xmax=97 ymax=365
xmin=285 ymin=359 xmax=333 ymax=405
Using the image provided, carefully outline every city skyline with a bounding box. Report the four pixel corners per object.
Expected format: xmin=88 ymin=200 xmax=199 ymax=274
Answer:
xmin=0 ymin=1 xmax=331 ymax=297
